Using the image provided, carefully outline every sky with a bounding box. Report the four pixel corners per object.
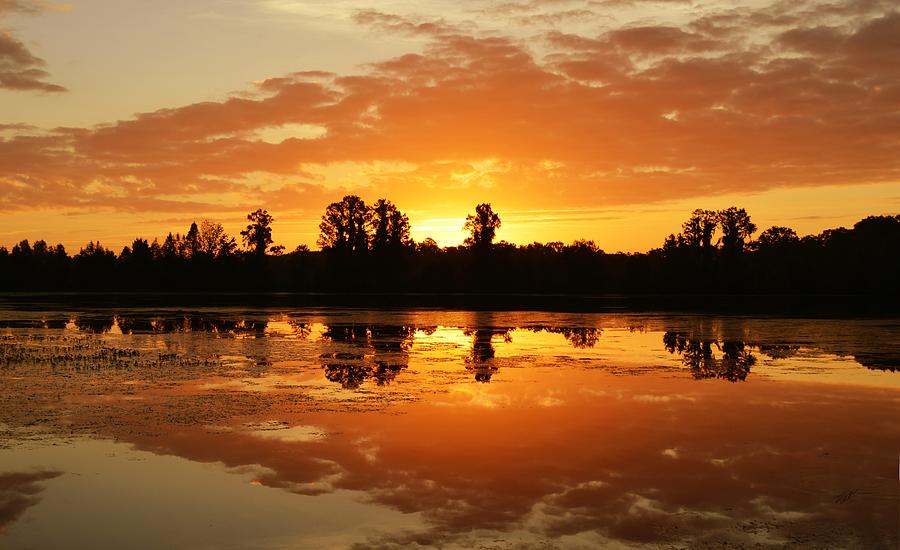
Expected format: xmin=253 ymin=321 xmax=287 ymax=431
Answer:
xmin=1 ymin=0 xmax=898 ymax=252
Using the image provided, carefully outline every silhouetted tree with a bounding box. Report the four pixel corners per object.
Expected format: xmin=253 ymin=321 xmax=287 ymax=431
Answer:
xmin=161 ymin=233 xmax=181 ymax=259
xmin=241 ymin=209 xmax=275 ymax=255
xmin=149 ymin=238 xmax=162 ymax=259
xmin=754 ymin=226 xmax=799 ymax=251
xmin=416 ymin=238 xmax=441 ymax=253
xmin=681 ymin=209 xmax=718 ymax=251
xmin=718 ymin=207 xmax=756 ymax=253
xmin=197 ymin=220 xmax=236 ymax=258
xmin=130 ymin=238 xmax=152 ymax=260
xmin=369 ymin=199 xmax=412 ymax=252
xmin=567 ymin=239 xmax=602 ymax=254
xmin=2 ymin=202 xmax=899 ymax=297
xmin=464 ymin=203 xmax=501 ymax=250
xmin=75 ymin=241 xmax=114 ymax=260
xmin=185 ymin=222 xmax=201 ymax=258
xmin=661 ymin=233 xmax=683 ymax=257
xmin=12 ymin=239 xmax=32 ymax=256
xmin=72 ymin=241 xmax=116 ymax=288
xmin=318 ymin=195 xmax=370 ymax=253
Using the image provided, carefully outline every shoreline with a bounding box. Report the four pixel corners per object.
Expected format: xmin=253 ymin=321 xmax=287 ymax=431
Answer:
xmin=1 ymin=291 xmax=897 ymax=316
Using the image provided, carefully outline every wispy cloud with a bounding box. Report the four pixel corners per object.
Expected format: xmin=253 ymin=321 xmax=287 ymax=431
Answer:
xmin=0 ymin=0 xmax=67 ymax=92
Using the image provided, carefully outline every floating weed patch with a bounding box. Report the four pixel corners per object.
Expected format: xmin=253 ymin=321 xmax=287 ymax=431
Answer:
xmin=0 ymin=334 xmax=222 ymax=371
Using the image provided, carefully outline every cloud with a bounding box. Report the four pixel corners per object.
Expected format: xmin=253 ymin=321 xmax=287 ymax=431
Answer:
xmin=352 ymin=9 xmax=462 ymax=37
xmin=0 ymin=1 xmax=42 ymax=14
xmin=0 ymin=0 xmax=66 ymax=92
xmin=0 ymin=1 xmax=71 ymax=14
xmin=0 ymin=31 xmax=65 ymax=92
xmin=0 ymin=1 xmax=898 ymax=219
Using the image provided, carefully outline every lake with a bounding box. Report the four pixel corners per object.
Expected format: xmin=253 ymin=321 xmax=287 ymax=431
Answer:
xmin=0 ymin=305 xmax=898 ymax=549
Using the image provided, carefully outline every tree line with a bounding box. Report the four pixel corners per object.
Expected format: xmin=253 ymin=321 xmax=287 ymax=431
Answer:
xmin=1 ymin=196 xmax=898 ymax=295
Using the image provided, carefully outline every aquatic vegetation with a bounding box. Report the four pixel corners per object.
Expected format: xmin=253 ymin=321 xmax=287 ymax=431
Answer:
xmin=0 ymin=334 xmax=222 ymax=372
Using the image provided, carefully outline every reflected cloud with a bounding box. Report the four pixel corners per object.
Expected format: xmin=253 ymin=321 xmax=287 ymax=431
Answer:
xmin=0 ymin=471 xmax=62 ymax=532
xmin=243 ymin=421 xmax=327 ymax=443
xmin=632 ymin=393 xmax=696 ymax=403
xmin=444 ymin=384 xmax=511 ymax=408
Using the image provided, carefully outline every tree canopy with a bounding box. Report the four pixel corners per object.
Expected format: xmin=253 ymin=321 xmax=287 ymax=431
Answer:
xmin=318 ymin=195 xmax=371 ymax=253
xmin=464 ymin=203 xmax=501 ymax=249
xmin=241 ymin=209 xmax=275 ymax=256
xmin=370 ymin=199 xmax=412 ymax=252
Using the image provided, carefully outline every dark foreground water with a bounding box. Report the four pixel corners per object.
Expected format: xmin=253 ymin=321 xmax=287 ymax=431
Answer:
xmin=0 ymin=306 xmax=898 ymax=549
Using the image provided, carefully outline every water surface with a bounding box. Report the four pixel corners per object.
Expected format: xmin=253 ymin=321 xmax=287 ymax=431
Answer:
xmin=1 ymin=308 xmax=898 ymax=549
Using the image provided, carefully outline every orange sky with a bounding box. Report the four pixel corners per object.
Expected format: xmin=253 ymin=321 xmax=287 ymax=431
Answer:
xmin=1 ymin=0 xmax=898 ymax=252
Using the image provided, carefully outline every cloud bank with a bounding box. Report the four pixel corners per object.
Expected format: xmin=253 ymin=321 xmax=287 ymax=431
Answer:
xmin=0 ymin=0 xmax=897 ymax=229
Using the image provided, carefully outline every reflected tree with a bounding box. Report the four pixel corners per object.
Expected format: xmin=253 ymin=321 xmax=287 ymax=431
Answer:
xmin=532 ymin=326 xmax=601 ymax=348
xmin=757 ymin=344 xmax=800 ymax=359
xmin=562 ymin=327 xmax=600 ymax=348
xmin=851 ymin=353 xmax=900 ymax=372
xmin=663 ymin=332 xmax=756 ymax=382
xmin=319 ymin=323 xmax=415 ymax=388
xmin=73 ymin=315 xmax=115 ymax=334
xmin=324 ymin=362 xmax=370 ymax=389
xmin=125 ymin=314 xmax=270 ymax=335
xmin=465 ymin=326 xmax=511 ymax=382
xmin=287 ymin=320 xmax=312 ymax=339
xmin=370 ymin=324 xmax=415 ymax=385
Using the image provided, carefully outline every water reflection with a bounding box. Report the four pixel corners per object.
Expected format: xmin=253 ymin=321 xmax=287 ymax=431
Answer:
xmin=0 ymin=471 xmax=61 ymax=532
xmin=1 ymin=309 xmax=899 ymax=548
xmin=757 ymin=343 xmax=800 ymax=359
xmin=6 ymin=372 xmax=897 ymax=548
xmin=663 ymin=332 xmax=757 ymax=382
xmin=2 ymin=311 xmax=900 ymax=381
xmin=121 ymin=315 xmax=271 ymax=336
xmin=465 ymin=325 xmax=512 ymax=383
xmin=319 ymin=324 xmax=416 ymax=389
xmin=73 ymin=316 xmax=115 ymax=334
xmin=530 ymin=326 xmax=601 ymax=348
